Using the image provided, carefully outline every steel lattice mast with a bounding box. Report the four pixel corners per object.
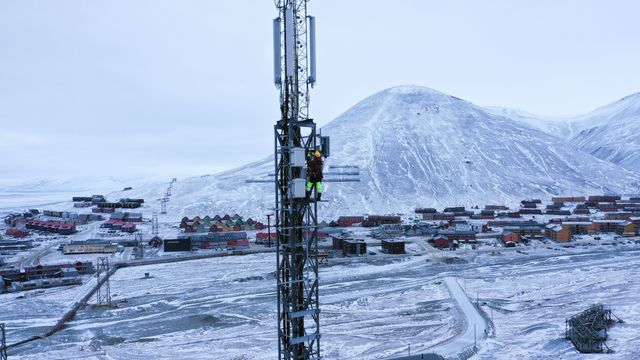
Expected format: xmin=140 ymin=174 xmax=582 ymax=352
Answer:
xmin=0 ymin=323 xmax=7 ymax=360
xmin=273 ymin=1 xmax=320 ymax=359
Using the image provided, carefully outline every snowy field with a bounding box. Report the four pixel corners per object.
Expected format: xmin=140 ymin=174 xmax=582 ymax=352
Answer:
xmin=0 ymin=191 xmax=75 ymax=216
xmin=3 ymin=186 xmax=640 ymax=359
xmin=3 ymin=241 xmax=640 ymax=359
xmin=3 ymin=253 xmax=453 ymax=360
xmin=469 ymin=246 xmax=640 ymax=359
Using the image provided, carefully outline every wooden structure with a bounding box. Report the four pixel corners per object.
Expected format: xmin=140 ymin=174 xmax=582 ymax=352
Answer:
xmin=566 ymin=304 xmax=617 ymax=353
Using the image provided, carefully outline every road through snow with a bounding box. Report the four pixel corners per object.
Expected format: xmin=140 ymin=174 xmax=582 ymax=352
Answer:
xmin=430 ymin=276 xmax=488 ymax=358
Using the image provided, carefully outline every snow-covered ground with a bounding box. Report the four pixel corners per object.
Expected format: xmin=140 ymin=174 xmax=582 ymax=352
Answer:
xmin=2 ymin=194 xmax=640 ymax=359
xmin=430 ymin=277 xmax=488 ymax=358
xmin=469 ymin=245 xmax=640 ymax=359
xmin=3 ymin=238 xmax=640 ymax=359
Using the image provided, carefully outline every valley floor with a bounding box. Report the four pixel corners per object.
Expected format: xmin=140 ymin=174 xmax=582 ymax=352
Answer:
xmin=3 ymin=242 xmax=640 ymax=359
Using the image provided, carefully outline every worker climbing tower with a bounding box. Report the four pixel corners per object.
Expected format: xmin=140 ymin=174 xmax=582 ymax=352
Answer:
xmin=273 ymin=1 xmax=320 ymax=359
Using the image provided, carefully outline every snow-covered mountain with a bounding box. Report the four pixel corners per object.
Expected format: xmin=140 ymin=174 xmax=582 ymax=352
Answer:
xmin=484 ymin=106 xmax=571 ymax=137
xmin=317 ymin=86 xmax=638 ymax=212
xmin=567 ymin=92 xmax=640 ymax=171
xmin=7 ymin=86 xmax=638 ymax=220
xmin=491 ymin=92 xmax=640 ymax=172
xmin=108 ymin=85 xmax=639 ymax=220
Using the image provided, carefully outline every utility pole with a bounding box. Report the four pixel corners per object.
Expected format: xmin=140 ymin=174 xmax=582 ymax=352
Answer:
xmin=0 ymin=323 xmax=7 ymax=360
xmin=151 ymin=212 xmax=159 ymax=235
xmin=273 ymin=1 xmax=320 ymax=359
xmin=267 ymin=213 xmax=273 ymax=247
xmin=95 ymin=257 xmax=112 ymax=307
xmin=160 ymin=198 xmax=168 ymax=215
xmin=134 ymin=233 xmax=144 ymax=259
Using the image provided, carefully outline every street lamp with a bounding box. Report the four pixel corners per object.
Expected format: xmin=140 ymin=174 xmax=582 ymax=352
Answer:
xmin=266 ymin=212 xmax=274 ymax=247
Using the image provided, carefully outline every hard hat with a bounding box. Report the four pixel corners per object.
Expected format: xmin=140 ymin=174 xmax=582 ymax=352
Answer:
xmin=314 ymin=151 xmax=321 ymax=157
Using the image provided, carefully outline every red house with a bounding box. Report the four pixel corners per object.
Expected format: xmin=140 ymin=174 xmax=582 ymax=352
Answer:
xmin=256 ymin=232 xmax=278 ymax=240
xmin=502 ymin=232 xmax=519 ymax=243
xmin=337 ymin=216 xmax=365 ymax=227
xmin=433 ymin=235 xmax=450 ymax=249
xmin=13 ymin=230 xmax=29 ymax=238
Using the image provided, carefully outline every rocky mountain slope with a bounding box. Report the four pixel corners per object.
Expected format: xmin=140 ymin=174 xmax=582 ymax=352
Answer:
xmin=9 ymin=86 xmax=639 ymax=220
xmin=568 ymin=92 xmax=640 ymax=171
xmin=115 ymin=86 xmax=640 ymax=220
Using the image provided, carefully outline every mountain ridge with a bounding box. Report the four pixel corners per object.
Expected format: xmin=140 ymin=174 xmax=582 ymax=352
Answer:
xmin=145 ymin=84 xmax=639 ymax=219
xmin=7 ymin=85 xmax=640 ymax=220
xmin=567 ymin=91 xmax=640 ymax=171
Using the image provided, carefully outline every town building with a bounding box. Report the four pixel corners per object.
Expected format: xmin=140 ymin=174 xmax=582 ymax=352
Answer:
xmin=433 ymin=235 xmax=450 ymax=249
xmin=562 ymin=221 xmax=593 ymax=235
xmin=63 ymin=240 xmax=118 ymax=254
xmin=545 ymin=224 xmax=572 ymax=242
xmin=502 ymin=232 xmax=520 ymax=243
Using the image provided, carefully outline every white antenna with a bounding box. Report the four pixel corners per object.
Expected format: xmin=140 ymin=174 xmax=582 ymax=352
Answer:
xmin=308 ymin=16 xmax=316 ymax=86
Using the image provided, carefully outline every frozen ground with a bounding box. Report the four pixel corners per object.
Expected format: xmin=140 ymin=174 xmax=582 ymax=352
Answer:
xmin=2 ymin=181 xmax=640 ymax=359
xmin=0 ymin=177 xmax=154 ymax=215
xmin=430 ymin=277 xmax=487 ymax=357
xmin=3 ymin=240 xmax=640 ymax=359
xmin=2 ymin=253 xmax=453 ymax=360
xmin=0 ymin=191 xmax=77 ymax=216
xmin=468 ymin=245 xmax=640 ymax=359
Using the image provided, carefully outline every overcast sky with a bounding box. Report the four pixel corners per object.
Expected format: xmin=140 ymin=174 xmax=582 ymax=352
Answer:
xmin=1 ymin=0 xmax=639 ymax=184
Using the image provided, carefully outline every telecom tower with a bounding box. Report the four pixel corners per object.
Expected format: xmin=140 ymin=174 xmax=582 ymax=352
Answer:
xmin=273 ymin=1 xmax=320 ymax=359
xmin=95 ymin=257 xmax=112 ymax=307
xmin=0 ymin=323 xmax=7 ymax=360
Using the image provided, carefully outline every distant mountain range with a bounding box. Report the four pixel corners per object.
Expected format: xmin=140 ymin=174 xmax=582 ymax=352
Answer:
xmin=119 ymin=85 xmax=640 ymax=219
xmin=568 ymin=92 xmax=640 ymax=171
xmin=490 ymin=91 xmax=640 ymax=172
xmin=8 ymin=86 xmax=640 ymax=220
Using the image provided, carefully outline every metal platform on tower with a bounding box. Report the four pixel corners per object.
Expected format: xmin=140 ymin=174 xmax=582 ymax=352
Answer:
xmin=245 ymin=163 xmax=361 ymax=184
